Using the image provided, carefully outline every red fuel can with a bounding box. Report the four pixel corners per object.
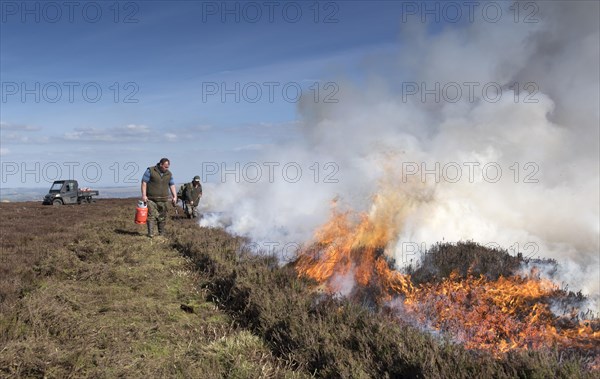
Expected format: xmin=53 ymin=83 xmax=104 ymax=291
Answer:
xmin=135 ymin=201 xmax=148 ymax=224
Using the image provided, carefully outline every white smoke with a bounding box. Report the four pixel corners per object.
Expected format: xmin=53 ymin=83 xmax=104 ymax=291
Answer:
xmin=201 ymin=2 xmax=600 ymax=298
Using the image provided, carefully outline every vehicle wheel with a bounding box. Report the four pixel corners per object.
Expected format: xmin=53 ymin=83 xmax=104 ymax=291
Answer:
xmin=52 ymin=199 xmax=63 ymax=206
xmin=86 ymin=197 xmax=92 ymax=203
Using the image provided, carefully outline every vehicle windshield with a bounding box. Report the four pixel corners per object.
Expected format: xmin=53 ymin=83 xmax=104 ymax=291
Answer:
xmin=49 ymin=182 xmax=64 ymax=192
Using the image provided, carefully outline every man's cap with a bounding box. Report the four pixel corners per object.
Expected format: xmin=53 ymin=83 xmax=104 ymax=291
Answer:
xmin=193 ymin=176 xmax=200 ymax=181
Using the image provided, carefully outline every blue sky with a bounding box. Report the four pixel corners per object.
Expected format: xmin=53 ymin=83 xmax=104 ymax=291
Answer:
xmin=0 ymin=1 xmax=449 ymax=188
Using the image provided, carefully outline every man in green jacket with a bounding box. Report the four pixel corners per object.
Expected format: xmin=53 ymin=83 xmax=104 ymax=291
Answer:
xmin=141 ymin=158 xmax=177 ymax=238
xmin=183 ymin=175 xmax=203 ymax=219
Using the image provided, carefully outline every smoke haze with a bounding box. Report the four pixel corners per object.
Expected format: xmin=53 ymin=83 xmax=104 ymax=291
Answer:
xmin=201 ymin=2 xmax=600 ymax=298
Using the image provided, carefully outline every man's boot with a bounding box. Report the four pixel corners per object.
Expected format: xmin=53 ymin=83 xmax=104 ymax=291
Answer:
xmin=147 ymin=221 xmax=155 ymax=238
xmin=157 ymin=221 xmax=165 ymax=236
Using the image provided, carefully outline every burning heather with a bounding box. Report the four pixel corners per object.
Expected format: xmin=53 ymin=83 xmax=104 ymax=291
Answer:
xmin=295 ymin=193 xmax=600 ymax=368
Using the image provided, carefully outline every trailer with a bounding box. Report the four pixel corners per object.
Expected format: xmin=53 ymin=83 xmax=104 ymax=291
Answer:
xmin=42 ymin=180 xmax=99 ymax=205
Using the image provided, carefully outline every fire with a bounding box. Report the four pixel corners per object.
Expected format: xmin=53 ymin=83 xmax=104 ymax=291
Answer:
xmin=295 ymin=195 xmax=414 ymax=299
xmin=402 ymin=273 xmax=600 ymax=354
xmin=295 ymin=199 xmax=600 ymax=363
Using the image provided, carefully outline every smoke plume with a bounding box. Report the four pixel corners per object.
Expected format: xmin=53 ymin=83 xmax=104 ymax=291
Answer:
xmin=201 ymin=2 xmax=600 ymax=298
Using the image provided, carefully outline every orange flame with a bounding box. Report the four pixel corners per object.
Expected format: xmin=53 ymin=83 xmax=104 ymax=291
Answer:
xmin=295 ymin=199 xmax=600 ymax=364
xmin=296 ymin=202 xmax=413 ymax=299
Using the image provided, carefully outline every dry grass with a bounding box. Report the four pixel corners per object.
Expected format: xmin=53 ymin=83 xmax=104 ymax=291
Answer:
xmin=0 ymin=199 xmax=303 ymax=378
xmin=170 ymin=224 xmax=598 ymax=378
xmin=1 ymin=199 xmax=597 ymax=378
xmin=406 ymin=241 xmax=523 ymax=284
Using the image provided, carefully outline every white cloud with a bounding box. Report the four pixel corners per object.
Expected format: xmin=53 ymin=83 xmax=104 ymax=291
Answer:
xmin=0 ymin=122 xmax=41 ymax=132
xmin=233 ymin=144 xmax=268 ymax=152
xmin=63 ymin=124 xmax=151 ymax=142
xmin=164 ymin=133 xmax=178 ymax=141
xmin=190 ymin=124 xmax=213 ymax=132
xmin=0 ymin=122 xmax=47 ymax=143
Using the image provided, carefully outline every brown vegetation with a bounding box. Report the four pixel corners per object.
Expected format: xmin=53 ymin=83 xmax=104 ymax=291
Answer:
xmin=1 ymin=199 xmax=597 ymax=378
xmin=171 ymin=228 xmax=599 ymax=378
xmin=0 ymin=200 xmax=301 ymax=378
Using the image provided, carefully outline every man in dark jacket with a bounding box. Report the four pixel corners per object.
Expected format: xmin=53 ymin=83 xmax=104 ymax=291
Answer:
xmin=183 ymin=175 xmax=203 ymax=219
xmin=141 ymin=158 xmax=177 ymax=238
